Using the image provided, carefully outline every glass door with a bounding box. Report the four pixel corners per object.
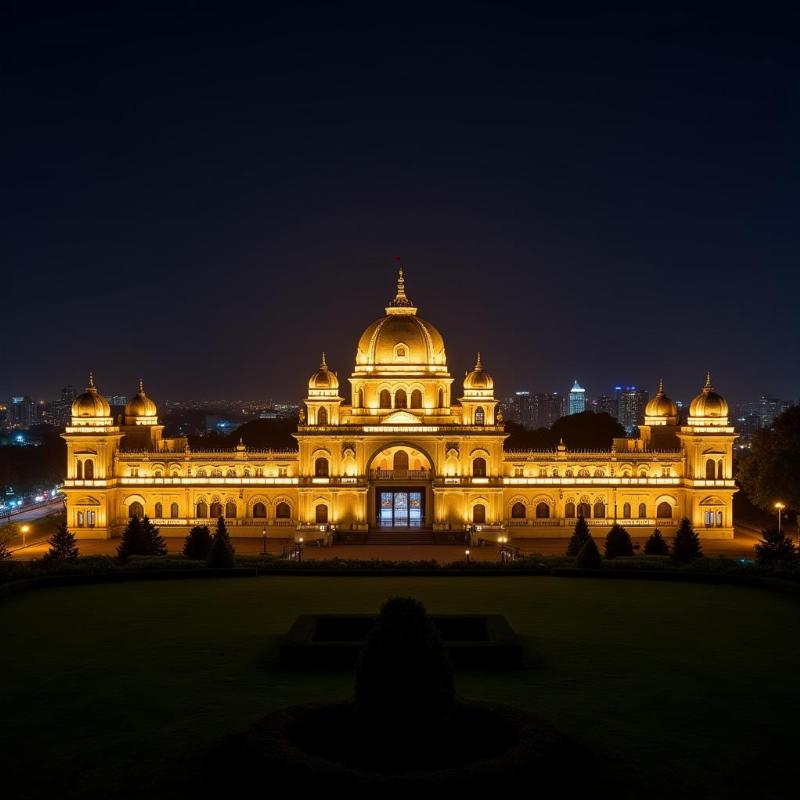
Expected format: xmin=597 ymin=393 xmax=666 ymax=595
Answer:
xmin=393 ymin=492 xmax=409 ymax=526
xmin=379 ymin=492 xmax=394 ymax=526
xmin=409 ymin=491 xmax=422 ymax=527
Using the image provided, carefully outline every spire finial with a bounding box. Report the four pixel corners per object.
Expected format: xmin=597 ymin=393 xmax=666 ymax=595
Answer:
xmin=320 ymin=352 xmax=327 ymax=369
xmin=88 ymin=371 xmax=95 ymax=390
xmin=704 ymin=370 xmax=714 ymax=391
xmin=387 ymin=261 xmax=414 ymax=308
xmin=138 ymin=377 xmax=144 ymax=393
xmin=657 ymin=377 xmax=664 ymax=395
xmin=475 ymin=352 xmax=482 ymax=369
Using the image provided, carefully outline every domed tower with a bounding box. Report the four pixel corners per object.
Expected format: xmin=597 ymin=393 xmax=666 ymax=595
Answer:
xmin=639 ymin=378 xmax=680 ymax=449
xmin=460 ymin=353 xmax=498 ymax=426
xmin=62 ymin=372 xmax=123 ymax=539
xmin=677 ymin=371 xmax=737 ymax=537
xmin=121 ymin=379 xmax=164 ymax=449
xmin=304 ymin=353 xmax=343 ymax=426
xmin=349 ymin=268 xmax=453 ymax=418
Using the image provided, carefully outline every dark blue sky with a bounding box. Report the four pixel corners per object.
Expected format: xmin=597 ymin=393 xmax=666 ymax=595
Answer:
xmin=2 ymin=3 xmax=798 ymax=405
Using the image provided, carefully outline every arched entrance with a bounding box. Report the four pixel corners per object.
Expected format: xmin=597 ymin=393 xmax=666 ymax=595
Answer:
xmin=367 ymin=443 xmax=434 ymax=531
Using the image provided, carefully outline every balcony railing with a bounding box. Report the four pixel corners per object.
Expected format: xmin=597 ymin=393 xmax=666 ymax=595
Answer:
xmin=369 ymin=469 xmax=431 ymax=480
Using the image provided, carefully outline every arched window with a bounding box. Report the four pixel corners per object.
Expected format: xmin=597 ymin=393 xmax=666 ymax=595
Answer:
xmin=196 ymin=501 xmax=208 ymax=518
xmin=638 ymin=502 xmax=647 ymax=518
xmin=276 ymin=502 xmax=291 ymax=519
xmin=473 ymin=457 xmax=487 ymax=477
xmin=210 ymin=501 xmax=223 ymax=519
xmin=395 ymin=389 xmax=407 ymax=408
xmin=84 ymin=460 xmax=94 ymax=480
xmin=565 ymin=502 xmax=576 ymax=518
xmin=77 ymin=511 xmax=84 ymax=527
xmin=578 ymin=469 xmax=590 ymax=478
xmin=226 ymin=469 xmax=235 ymax=477
xmin=170 ymin=502 xmax=179 ymax=518
xmin=705 ymin=459 xmax=716 ymax=480
xmin=253 ymin=502 xmax=267 ymax=518
xmin=593 ymin=502 xmax=605 ymax=519
xmin=315 ymin=504 xmax=328 ymax=524
xmin=154 ymin=502 xmax=163 ymax=518
xmin=380 ymin=389 xmax=391 ymax=409
xmin=225 ymin=501 xmax=237 ymax=519
xmin=511 ymin=502 xmax=526 ymax=519
xmin=357 ymin=388 xmax=364 ymax=408
xmin=623 ymin=502 xmax=631 ymax=518
xmin=475 ymin=406 xmax=485 ymax=425
xmin=717 ymin=461 xmax=724 ymax=479
xmin=410 ymin=389 xmax=423 ymax=409
xmin=76 ymin=460 xmax=83 ymax=480
xmin=536 ymin=502 xmax=550 ymax=519
xmin=656 ymin=501 xmax=672 ymax=519
xmin=87 ymin=510 xmax=95 ymax=528
xmin=317 ymin=407 xmax=328 ymax=426
xmin=578 ymin=502 xmax=591 ymax=518
xmin=438 ymin=388 xmax=444 ymax=408
xmin=473 ymin=504 xmax=486 ymax=524
xmin=129 ymin=501 xmax=144 ymax=519
xmin=594 ymin=469 xmax=604 ymax=478
xmin=154 ymin=470 xmax=163 ymax=478
xmin=314 ymin=457 xmax=329 ymax=477
xmin=393 ymin=450 xmax=409 ymax=471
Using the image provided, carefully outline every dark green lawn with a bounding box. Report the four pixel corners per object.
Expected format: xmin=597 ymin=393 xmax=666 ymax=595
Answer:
xmin=2 ymin=576 xmax=798 ymax=798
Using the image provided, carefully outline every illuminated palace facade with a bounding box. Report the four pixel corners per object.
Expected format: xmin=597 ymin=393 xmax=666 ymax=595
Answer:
xmin=63 ymin=271 xmax=736 ymax=542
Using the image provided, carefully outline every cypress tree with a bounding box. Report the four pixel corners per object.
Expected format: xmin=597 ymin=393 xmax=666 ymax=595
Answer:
xmin=183 ymin=525 xmax=213 ymax=560
xmin=576 ymin=536 xmax=602 ymax=568
xmin=140 ymin=516 xmax=167 ymax=556
xmin=214 ymin=516 xmax=235 ymax=553
xmin=117 ymin=515 xmax=166 ymax=562
xmin=45 ymin=521 xmax=79 ymax=562
xmin=754 ymin=527 xmax=798 ymax=566
xmin=604 ymin=523 xmax=634 ymax=559
xmin=672 ymin=517 xmax=703 ymax=564
xmin=644 ymin=529 xmax=670 ymax=556
xmin=567 ymin=514 xmax=591 ymax=556
xmin=0 ymin=535 xmax=11 ymax=560
xmin=207 ymin=529 xmax=235 ymax=568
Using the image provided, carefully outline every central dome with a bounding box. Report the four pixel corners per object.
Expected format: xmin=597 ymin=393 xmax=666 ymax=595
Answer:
xmin=355 ymin=269 xmax=447 ymax=368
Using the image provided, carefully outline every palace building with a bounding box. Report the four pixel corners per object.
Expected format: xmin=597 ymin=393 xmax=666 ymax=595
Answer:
xmin=63 ymin=270 xmax=736 ymax=542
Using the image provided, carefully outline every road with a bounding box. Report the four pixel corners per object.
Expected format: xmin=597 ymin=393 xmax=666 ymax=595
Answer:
xmin=1 ymin=498 xmax=65 ymax=551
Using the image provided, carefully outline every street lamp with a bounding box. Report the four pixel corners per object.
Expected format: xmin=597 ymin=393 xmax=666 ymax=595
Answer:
xmin=21 ymin=524 xmax=30 ymax=548
xmin=464 ymin=549 xmax=470 ymax=563
xmin=775 ymin=502 xmax=785 ymax=534
xmin=262 ymin=527 xmax=267 ymax=555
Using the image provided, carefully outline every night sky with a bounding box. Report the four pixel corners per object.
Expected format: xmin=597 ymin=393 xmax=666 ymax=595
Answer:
xmin=3 ymin=4 xmax=798 ymax=405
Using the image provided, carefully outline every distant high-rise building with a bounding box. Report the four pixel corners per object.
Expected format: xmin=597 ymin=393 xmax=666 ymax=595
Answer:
xmin=759 ymin=395 xmax=793 ymax=428
xmin=107 ymin=395 xmax=128 ymax=407
xmin=568 ymin=380 xmax=586 ymax=415
xmin=616 ymin=386 xmax=649 ymax=433
xmin=512 ymin=391 xmax=535 ymax=427
xmin=534 ymin=392 xmax=565 ymax=428
xmin=594 ymin=394 xmax=616 ymax=417
xmin=8 ymin=396 xmax=37 ymax=427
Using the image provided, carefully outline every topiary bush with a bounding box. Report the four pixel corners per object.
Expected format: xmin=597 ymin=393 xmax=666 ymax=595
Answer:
xmin=183 ymin=525 xmax=213 ymax=560
xmin=644 ymin=529 xmax=670 ymax=556
xmin=576 ymin=536 xmax=602 ymax=569
xmin=566 ymin=515 xmax=591 ymax=556
xmin=672 ymin=517 xmax=703 ymax=564
xmin=354 ymin=597 xmax=454 ymax=763
xmin=604 ymin=524 xmax=633 ymax=559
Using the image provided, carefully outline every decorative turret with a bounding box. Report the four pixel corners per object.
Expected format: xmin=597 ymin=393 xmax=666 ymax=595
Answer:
xmin=385 ymin=266 xmax=417 ymax=314
xmin=305 ymin=352 xmax=343 ymax=425
xmin=308 ymin=352 xmax=340 ymax=392
xmin=644 ymin=378 xmax=678 ymax=425
xmin=124 ymin=378 xmax=158 ymax=424
xmin=688 ymin=371 xmax=729 ymax=424
xmin=463 ymin=353 xmax=494 ymax=393
xmin=71 ymin=372 xmax=111 ymax=422
xmin=460 ymin=353 xmax=497 ymax=425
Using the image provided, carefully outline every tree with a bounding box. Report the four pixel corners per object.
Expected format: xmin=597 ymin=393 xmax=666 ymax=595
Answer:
xmin=672 ymin=517 xmax=703 ymax=564
xmin=183 ymin=525 xmax=213 ymax=560
xmin=737 ymin=405 xmax=800 ymax=514
xmin=567 ymin=515 xmax=591 ymax=556
xmin=0 ymin=532 xmax=11 ymax=560
xmin=604 ymin=523 xmax=634 ymax=559
xmin=207 ymin=518 xmax=235 ymax=568
xmin=754 ymin=527 xmax=798 ymax=567
xmin=44 ymin=521 xmax=79 ymax=562
xmin=354 ymin=597 xmax=454 ymax=761
xmin=644 ymin=529 xmax=670 ymax=556
xmin=576 ymin=536 xmax=603 ymax=568
xmin=117 ymin=515 xmax=167 ymax=562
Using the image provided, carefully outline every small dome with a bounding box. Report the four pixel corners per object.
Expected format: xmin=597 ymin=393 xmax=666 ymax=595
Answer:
xmin=308 ymin=353 xmax=339 ymax=390
xmin=689 ymin=371 xmax=728 ymax=418
xmin=463 ymin=353 xmax=494 ymax=391
xmin=125 ymin=379 xmax=158 ymax=418
xmin=645 ymin=378 xmax=678 ymax=418
xmin=71 ymin=372 xmax=111 ymax=418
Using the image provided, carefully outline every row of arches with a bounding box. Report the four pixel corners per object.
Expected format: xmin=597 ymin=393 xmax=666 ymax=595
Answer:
xmin=127 ymin=500 xmax=294 ymax=520
xmin=705 ymin=458 xmax=724 ymax=480
xmin=75 ymin=459 xmax=95 ymax=480
xmin=378 ymin=388 xmax=426 ymax=409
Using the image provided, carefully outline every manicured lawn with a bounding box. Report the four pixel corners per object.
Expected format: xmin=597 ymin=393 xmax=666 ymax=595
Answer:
xmin=2 ymin=576 xmax=798 ymax=798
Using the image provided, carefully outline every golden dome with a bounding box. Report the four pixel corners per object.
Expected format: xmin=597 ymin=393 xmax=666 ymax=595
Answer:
xmin=124 ymin=379 xmax=158 ymax=418
xmin=71 ymin=372 xmax=111 ymax=418
xmin=645 ymin=378 xmax=678 ymax=419
xmin=308 ymin=353 xmax=340 ymax=390
xmin=463 ymin=353 xmax=494 ymax=391
xmin=689 ymin=371 xmax=728 ymax=418
xmin=355 ymin=269 xmax=446 ymax=368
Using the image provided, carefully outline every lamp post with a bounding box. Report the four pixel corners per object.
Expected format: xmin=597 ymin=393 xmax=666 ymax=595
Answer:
xmin=298 ymin=536 xmax=304 ymax=562
xmin=465 ymin=548 xmax=470 ymax=563
xmin=775 ymin=502 xmax=785 ymax=534
xmin=262 ymin=527 xmax=267 ymax=555
xmin=21 ymin=524 xmax=30 ymax=549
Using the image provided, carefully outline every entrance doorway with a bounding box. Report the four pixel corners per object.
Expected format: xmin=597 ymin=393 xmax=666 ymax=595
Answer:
xmin=376 ymin=488 xmax=424 ymax=528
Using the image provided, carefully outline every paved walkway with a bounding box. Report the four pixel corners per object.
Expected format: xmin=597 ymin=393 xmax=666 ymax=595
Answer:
xmin=9 ymin=527 xmax=766 ymax=563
